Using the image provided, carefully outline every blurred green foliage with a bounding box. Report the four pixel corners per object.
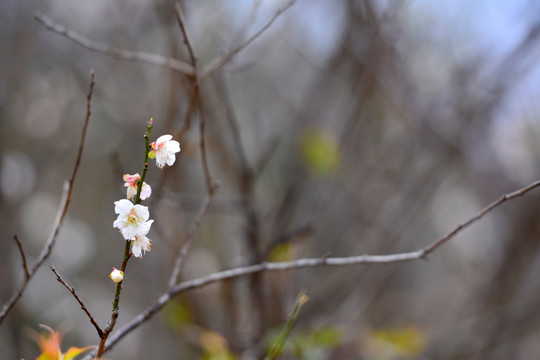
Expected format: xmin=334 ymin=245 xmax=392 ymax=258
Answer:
xmin=300 ymin=129 xmax=340 ymax=176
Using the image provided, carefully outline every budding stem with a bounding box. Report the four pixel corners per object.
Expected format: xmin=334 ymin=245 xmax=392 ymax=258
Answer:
xmin=96 ymin=121 xmax=154 ymax=359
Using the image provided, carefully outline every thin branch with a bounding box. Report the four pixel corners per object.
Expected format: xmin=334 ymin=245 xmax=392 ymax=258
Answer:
xmin=0 ymin=71 xmax=95 ymax=326
xmin=34 ymin=13 xmax=195 ymax=76
xmin=50 ymin=266 xmax=103 ymax=338
xmin=422 ymin=179 xmax=540 ymax=256
xmin=90 ymin=178 xmax=540 ymax=355
xmin=231 ymin=0 xmax=263 ymax=48
xmin=214 ymin=71 xmax=266 ymax=335
xmin=253 ymin=137 xmax=279 ymax=177
xmin=173 ymin=2 xmax=197 ymax=70
xmin=33 ymin=1 xmax=294 ymax=81
xmin=13 ymin=235 xmax=29 ymax=279
xmin=174 ymin=89 xmax=197 ymax=141
xmin=174 ymin=1 xmax=215 ymax=194
xmin=214 ymin=73 xmax=252 ymax=176
xmin=200 ymin=0 xmax=297 ymax=79
xmin=168 ymin=188 xmax=218 ymax=288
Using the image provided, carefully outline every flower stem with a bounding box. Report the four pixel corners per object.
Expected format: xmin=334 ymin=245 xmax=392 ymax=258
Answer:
xmin=135 ymin=120 xmax=153 ymax=205
xmin=96 ymin=120 xmax=154 ymax=359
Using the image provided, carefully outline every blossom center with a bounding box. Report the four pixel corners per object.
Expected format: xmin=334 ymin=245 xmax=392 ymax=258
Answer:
xmin=127 ymin=209 xmax=142 ymax=225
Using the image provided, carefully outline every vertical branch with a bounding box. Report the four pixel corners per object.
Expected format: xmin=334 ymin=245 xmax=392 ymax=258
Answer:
xmin=214 ymin=72 xmax=268 ymax=340
xmin=166 ymin=1 xmax=218 ymax=295
xmin=174 ymin=1 xmax=214 ymax=195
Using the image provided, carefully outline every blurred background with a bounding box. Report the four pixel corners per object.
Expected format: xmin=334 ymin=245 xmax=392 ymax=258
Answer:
xmin=2 ymin=0 xmax=540 ymax=359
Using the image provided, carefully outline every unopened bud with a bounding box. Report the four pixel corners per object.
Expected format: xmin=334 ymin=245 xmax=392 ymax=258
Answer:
xmin=109 ymin=267 xmax=124 ymax=283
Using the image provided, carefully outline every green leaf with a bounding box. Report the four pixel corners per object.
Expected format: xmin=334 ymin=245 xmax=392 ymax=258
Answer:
xmin=300 ymin=130 xmax=340 ymax=176
xmin=269 ymin=243 xmax=295 ymax=262
xmin=309 ymin=326 xmax=342 ymax=347
xmin=370 ymin=326 xmax=426 ymax=357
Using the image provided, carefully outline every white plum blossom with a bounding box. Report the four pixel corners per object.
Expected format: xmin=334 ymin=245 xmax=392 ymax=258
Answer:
xmin=131 ymin=234 xmax=151 ymax=258
xmin=113 ymin=199 xmax=154 ymax=240
xmin=109 ymin=267 xmax=124 ymax=283
xmin=123 ymin=173 xmax=151 ymax=200
xmin=149 ymin=134 xmax=180 ymax=169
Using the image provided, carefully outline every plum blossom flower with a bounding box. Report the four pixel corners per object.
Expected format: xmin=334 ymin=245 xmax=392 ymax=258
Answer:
xmin=113 ymin=199 xmax=153 ymax=240
xmin=109 ymin=267 xmax=124 ymax=283
xmin=123 ymin=173 xmax=151 ymax=200
xmin=149 ymin=134 xmax=180 ymax=169
xmin=131 ymin=234 xmax=151 ymax=258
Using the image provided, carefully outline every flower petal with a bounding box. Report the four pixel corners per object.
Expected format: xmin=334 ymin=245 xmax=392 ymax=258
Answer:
xmin=156 ymin=134 xmax=172 ymax=144
xmin=114 ymin=199 xmax=133 ymax=215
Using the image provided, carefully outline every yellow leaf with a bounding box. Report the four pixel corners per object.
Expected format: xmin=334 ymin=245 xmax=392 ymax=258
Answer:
xmin=63 ymin=346 xmax=94 ymax=360
xmin=199 ymin=330 xmax=229 ymax=354
xmin=368 ymin=326 xmax=426 ymax=359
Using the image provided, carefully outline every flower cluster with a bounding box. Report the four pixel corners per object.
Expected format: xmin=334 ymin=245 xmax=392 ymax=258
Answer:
xmin=112 ymin=131 xmax=180 ymax=267
xmin=123 ymin=173 xmax=151 ymax=200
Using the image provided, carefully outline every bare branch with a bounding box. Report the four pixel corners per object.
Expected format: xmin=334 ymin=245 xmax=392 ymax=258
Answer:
xmin=174 ymin=1 xmax=215 ymax=194
xmin=94 ymin=178 xmax=540 ymax=355
xmin=13 ymin=235 xmax=29 ymax=279
xmin=0 ymin=71 xmax=95 ymax=326
xmin=33 ymin=0 xmax=294 ymax=81
xmin=200 ymin=0 xmax=297 ymax=79
xmin=422 ymin=179 xmax=540 ymax=256
xmin=253 ymin=137 xmax=279 ymax=176
xmin=34 ymin=13 xmax=195 ymax=76
xmin=50 ymin=266 xmax=103 ymax=337
xmin=173 ymin=2 xmax=197 ymax=69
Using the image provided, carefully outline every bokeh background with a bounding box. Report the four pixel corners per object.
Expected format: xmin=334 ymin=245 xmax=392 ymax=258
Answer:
xmin=2 ymin=0 xmax=540 ymax=359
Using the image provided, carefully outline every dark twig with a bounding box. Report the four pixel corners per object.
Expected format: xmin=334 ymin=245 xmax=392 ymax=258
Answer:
xmin=214 ymin=71 xmax=266 ymax=336
xmin=175 ymin=89 xmax=197 ymax=141
xmin=253 ymin=137 xmax=279 ymax=177
xmin=200 ymin=0 xmax=297 ymax=79
xmin=0 ymin=71 xmax=95 ymax=326
xmin=84 ymin=178 xmax=540 ymax=356
xmin=174 ymin=1 xmax=215 ymax=194
xmin=13 ymin=235 xmax=29 ymax=279
xmin=50 ymin=266 xmax=103 ymax=337
xmin=34 ymin=13 xmax=195 ymax=76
